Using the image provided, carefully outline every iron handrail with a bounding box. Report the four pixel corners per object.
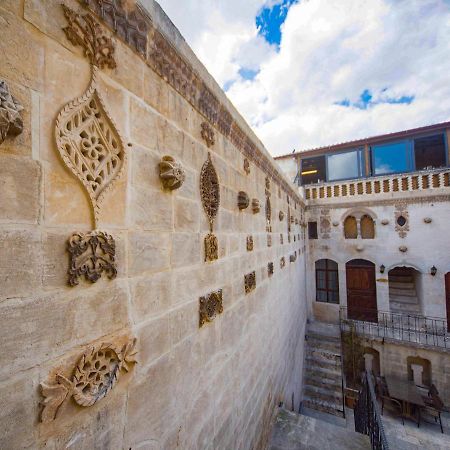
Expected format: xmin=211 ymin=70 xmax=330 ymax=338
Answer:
xmin=354 ymin=371 xmax=390 ymax=450
xmin=339 ymin=306 xmax=448 ymax=350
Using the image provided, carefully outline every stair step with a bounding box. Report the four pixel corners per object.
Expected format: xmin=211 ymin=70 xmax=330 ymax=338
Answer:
xmin=389 ymin=294 xmax=419 ymax=304
xmin=305 ymin=355 xmax=341 ymax=372
xmin=305 ymin=366 xmax=342 ymax=381
xmin=306 ymin=349 xmax=341 ymax=364
xmin=306 ymin=321 xmax=340 ymax=338
xmin=389 ymin=281 xmax=415 ymax=289
xmin=390 ymin=302 xmax=421 ymax=314
xmin=301 ymin=398 xmax=344 ymax=418
xmin=389 ymin=275 xmax=414 ymax=283
xmin=304 ymin=385 xmax=343 ymax=403
xmin=305 ymin=338 xmax=341 ymax=353
xmin=304 ymin=376 xmax=342 ymax=393
xmin=389 ymin=288 xmax=417 ymax=297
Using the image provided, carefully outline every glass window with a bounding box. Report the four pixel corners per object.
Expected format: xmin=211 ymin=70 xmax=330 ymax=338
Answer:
xmin=327 ymin=150 xmax=361 ymax=181
xmin=315 ymin=259 xmax=339 ymax=304
xmin=372 ymin=141 xmax=410 ymax=175
xmin=344 ymin=216 xmax=358 ymax=239
xmin=301 ymin=156 xmax=326 ymax=184
xmin=414 ymin=134 xmax=446 ymax=170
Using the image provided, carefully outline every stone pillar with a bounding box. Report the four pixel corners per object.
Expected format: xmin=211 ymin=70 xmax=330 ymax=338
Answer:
xmin=411 ymin=364 xmax=424 ymax=386
xmin=364 ymin=353 xmax=374 ymax=372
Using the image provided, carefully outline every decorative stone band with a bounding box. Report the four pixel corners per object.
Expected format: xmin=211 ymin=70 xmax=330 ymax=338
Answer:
xmin=244 ymin=271 xmax=256 ymax=294
xmin=40 ymin=338 xmax=137 ymax=423
xmin=67 ymin=231 xmax=117 ymax=286
xmin=199 ymin=289 xmax=223 ymax=327
xmin=78 ymin=0 xmax=301 ymax=204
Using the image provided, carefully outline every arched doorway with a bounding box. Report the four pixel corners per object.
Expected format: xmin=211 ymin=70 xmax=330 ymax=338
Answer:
xmin=346 ymin=259 xmax=377 ymax=322
xmin=388 ymin=266 xmax=421 ymax=315
xmin=446 ymin=272 xmax=450 ymax=332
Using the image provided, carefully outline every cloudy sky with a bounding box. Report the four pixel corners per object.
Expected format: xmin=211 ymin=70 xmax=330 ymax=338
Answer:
xmin=157 ymin=0 xmax=450 ymax=157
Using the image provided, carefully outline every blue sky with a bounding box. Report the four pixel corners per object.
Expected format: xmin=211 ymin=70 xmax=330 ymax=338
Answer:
xmin=158 ymin=0 xmax=450 ymax=156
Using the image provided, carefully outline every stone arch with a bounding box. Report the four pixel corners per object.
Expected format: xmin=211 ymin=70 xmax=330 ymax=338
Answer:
xmin=388 ymin=266 xmax=422 ymax=315
xmin=360 ymin=214 xmax=375 ymax=239
xmin=344 ymin=216 xmax=357 ymax=239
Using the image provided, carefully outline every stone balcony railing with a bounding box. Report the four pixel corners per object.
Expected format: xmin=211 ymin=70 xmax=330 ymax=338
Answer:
xmin=303 ymin=167 xmax=450 ymax=201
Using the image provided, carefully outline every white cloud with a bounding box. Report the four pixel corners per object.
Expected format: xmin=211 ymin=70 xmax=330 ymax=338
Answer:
xmin=157 ymin=0 xmax=450 ymax=156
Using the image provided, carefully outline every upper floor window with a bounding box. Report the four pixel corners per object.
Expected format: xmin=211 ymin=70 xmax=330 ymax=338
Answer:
xmin=414 ymin=134 xmax=446 ymax=170
xmin=344 ymin=216 xmax=358 ymax=239
xmin=360 ymin=215 xmax=375 ymax=239
xmin=372 ymin=141 xmax=412 ymax=175
xmin=315 ymin=259 xmax=339 ymax=304
xmin=301 ymin=156 xmax=326 ymax=184
xmin=344 ymin=212 xmax=375 ymax=239
xmin=308 ymin=221 xmax=318 ymax=239
xmin=327 ymin=149 xmax=362 ymax=181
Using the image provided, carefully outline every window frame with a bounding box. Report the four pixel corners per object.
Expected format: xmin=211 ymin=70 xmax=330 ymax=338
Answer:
xmin=413 ymin=132 xmax=448 ymax=171
xmin=326 ymin=147 xmax=364 ymax=182
xmin=315 ymin=259 xmax=340 ymax=304
xmin=370 ymin=139 xmax=413 ymax=176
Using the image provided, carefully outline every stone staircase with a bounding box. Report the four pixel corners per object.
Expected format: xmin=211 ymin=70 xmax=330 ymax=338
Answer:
xmin=389 ymin=270 xmax=421 ymax=315
xmin=302 ymin=322 xmax=345 ymax=418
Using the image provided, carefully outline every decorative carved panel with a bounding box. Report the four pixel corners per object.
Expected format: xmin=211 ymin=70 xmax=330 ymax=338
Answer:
xmin=199 ymin=289 xmax=223 ymax=327
xmin=280 ymin=233 xmax=283 ymax=245
xmin=320 ymin=208 xmax=331 ymax=239
xmin=290 ymin=252 xmax=297 ymax=263
xmin=244 ymin=271 xmax=256 ymax=294
xmin=238 ymin=191 xmax=250 ymax=210
xmin=67 ymin=231 xmax=117 ymax=286
xmin=40 ymin=338 xmax=137 ymax=423
xmin=204 ymin=233 xmax=218 ymax=262
xmin=394 ymin=203 xmax=409 ymax=238
xmin=251 ymin=198 xmax=260 ymax=214
xmin=246 ymin=235 xmax=254 ymax=251
xmin=279 ymin=211 xmax=284 ymax=221
xmin=200 ymin=152 xmax=220 ymax=231
xmin=243 ymin=158 xmax=250 ymax=175
xmin=201 ymin=121 xmax=215 ymax=148
xmin=268 ymin=262 xmax=274 ymax=277
xmin=159 ymin=155 xmax=185 ymax=190
xmin=62 ymin=5 xmax=117 ymax=69
xmin=0 ymin=80 xmax=23 ymax=145
xmin=280 ymin=257 xmax=285 ymax=268
xmin=265 ymin=196 xmax=272 ymax=232
xmin=267 ymin=234 xmax=272 ymax=247
xmin=81 ymin=0 xmax=150 ymax=57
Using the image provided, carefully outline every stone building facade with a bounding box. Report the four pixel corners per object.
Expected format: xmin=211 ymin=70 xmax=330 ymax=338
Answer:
xmin=0 ymin=1 xmax=307 ymax=449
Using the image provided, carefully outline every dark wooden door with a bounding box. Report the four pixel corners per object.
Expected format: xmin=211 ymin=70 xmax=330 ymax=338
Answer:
xmin=446 ymin=273 xmax=450 ymax=332
xmin=346 ymin=260 xmax=377 ymax=322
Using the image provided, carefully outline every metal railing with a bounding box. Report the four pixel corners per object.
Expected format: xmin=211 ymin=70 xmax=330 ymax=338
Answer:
xmin=339 ymin=307 xmax=449 ymax=349
xmin=354 ymin=371 xmax=390 ymax=450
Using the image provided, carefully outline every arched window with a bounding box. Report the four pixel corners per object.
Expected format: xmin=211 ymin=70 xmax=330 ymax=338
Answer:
xmin=360 ymin=215 xmax=375 ymax=239
xmin=344 ymin=216 xmax=357 ymax=239
xmin=315 ymin=259 xmax=339 ymax=304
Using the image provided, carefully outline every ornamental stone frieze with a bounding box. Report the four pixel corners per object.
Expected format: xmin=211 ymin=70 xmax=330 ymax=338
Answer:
xmin=199 ymin=289 xmax=223 ymax=327
xmin=238 ymin=191 xmax=250 ymax=210
xmin=201 ymin=121 xmax=215 ymax=148
xmin=0 ymin=80 xmax=23 ymax=145
xmin=159 ymin=156 xmax=185 ymax=190
xmin=244 ymin=271 xmax=256 ymax=294
xmin=40 ymin=338 xmax=137 ymax=423
xmin=67 ymin=231 xmax=117 ymax=286
xmin=244 ymin=158 xmax=250 ymax=174
xmin=200 ymin=153 xmax=220 ymax=262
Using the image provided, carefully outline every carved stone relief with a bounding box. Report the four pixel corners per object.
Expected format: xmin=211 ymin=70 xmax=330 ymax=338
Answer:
xmin=280 ymin=257 xmax=285 ymax=268
xmin=244 ymin=271 xmax=256 ymax=294
xmin=244 ymin=158 xmax=250 ymax=175
xmin=199 ymin=289 xmax=223 ymax=327
xmin=159 ymin=156 xmax=185 ymax=190
xmin=399 ymin=245 xmax=408 ymax=253
xmin=0 ymin=80 xmax=23 ymax=145
xmin=290 ymin=252 xmax=297 ymax=263
xmin=200 ymin=153 xmax=220 ymax=261
xmin=268 ymin=262 xmax=274 ymax=277
xmin=252 ymin=198 xmax=260 ymax=214
xmin=267 ymin=234 xmax=272 ymax=247
xmin=279 ymin=211 xmax=284 ymax=221
xmin=320 ymin=209 xmax=331 ymax=239
xmin=67 ymin=231 xmax=117 ymax=286
xmin=238 ymin=191 xmax=250 ymax=210
xmin=40 ymin=338 xmax=137 ymax=423
xmin=394 ymin=203 xmax=409 ymax=238
xmin=280 ymin=234 xmax=283 ymax=245
xmin=265 ymin=196 xmax=272 ymax=232
xmin=246 ymin=235 xmax=254 ymax=252
xmin=201 ymin=121 xmax=215 ymax=148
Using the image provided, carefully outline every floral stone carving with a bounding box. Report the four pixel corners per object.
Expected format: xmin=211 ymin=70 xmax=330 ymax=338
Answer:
xmin=268 ymin=262 xmax=274 ymax=276
xmin=279 ymin=211 xmax=284 ymax=221
xmin=244 ymin=271 xmax=256 ymax=294
xmin=0 ymin=80 xmax=23 ymax=145
xmin=244 ymin=158 xmax=250 ymax=174
xmin=247 ymin=235 xmax=254 ymax=251
xmin=204 ymin=232 xmax=218 ymax=262
xmin=201 ymin=121 xmax=215 ymax=148
xmin=280 ymin=257 xmax=285 ymax=268
xmin=267 ymin=234 xmax=272 ymax=247
xmin=394 ymin=203 xmax=409 ymax=238
xmin=199 ymin=289 xmax=223 ymax=327
xmin=238 ymin=191 xmax=250 ymax=210
xmin=159 ymin=155 xmax=185 ymax=190
xmin=40 ymin=338 xmax=137 ymax=423
xmin=251 ymin=198 xmax=260 ymax=214
xmin=67 ymin=231 xmax=117 ymax=286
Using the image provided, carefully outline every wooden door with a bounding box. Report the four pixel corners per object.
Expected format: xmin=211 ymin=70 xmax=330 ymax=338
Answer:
xmin=346 ymin=260 xmax=377 ymax=322
xmin=446 ymin=273 xmax=450 ymax=332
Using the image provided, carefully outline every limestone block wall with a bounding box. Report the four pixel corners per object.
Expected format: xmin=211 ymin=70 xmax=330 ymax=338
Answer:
xmin=0 ymin=1 xmax=307 ymax=449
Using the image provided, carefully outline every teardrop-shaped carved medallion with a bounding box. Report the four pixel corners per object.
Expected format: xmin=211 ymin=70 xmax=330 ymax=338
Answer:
xmin=55 ymin=67 xmax=126 ymax=227
xmin=200 ymin=152 xmax=220 ymax=230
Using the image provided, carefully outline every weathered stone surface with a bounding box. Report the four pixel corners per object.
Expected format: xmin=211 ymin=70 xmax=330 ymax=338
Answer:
xmin=130 ymin=97 xmax=158 ymax=149
xmin=136 ymin=315 xmax=170 ymax=368
xmin=174 ymin=198 xmax=200 ymax=232
xmin=171 ymin=232 xmax=201 ymax=268
xmin=0 ymin=155 xmax=40 ymax=223
xmin=169 ymin=300 xmax=199 ymax=347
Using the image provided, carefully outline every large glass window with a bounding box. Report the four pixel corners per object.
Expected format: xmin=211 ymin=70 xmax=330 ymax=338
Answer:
xmin=327 ymin=150 xmax=361 ymax=181
xmin=315 ymin=259 xmax=339 ymax=304
xmin=301 ymin=155 xmax=326 ymax=184
xmin=372 ymin=141 xmax=411 ymax=175
xmin=414 ymin=134 xmax=447 ymax=170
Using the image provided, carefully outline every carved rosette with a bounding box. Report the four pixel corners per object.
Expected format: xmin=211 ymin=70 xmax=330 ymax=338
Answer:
xmin=238 ymin=191 xmax=250 ymax=210
xmin=159 ymin=155 xmax=185 ymax=190
xmin=244 ymin=271 xmax=256 ymax=294
xmin=247 ymin=235 xmax=254 ymax=252
xmin=199 ymin=289 xmax=223 ymax=327
xmin=201 ymin=121 xmax=215 ymax=148
xmin=268 ymin=262 xmax=274 ymax=277
xmin=252 ymin=198 xmax=260 ymax=214
xmin=40 ymin=338 xmax=137 ymax=423
xmin=204 ymin=232 xmax=218 ymax=262
xmin=0 ymin=80 xmax=23 ymax=145
xmin=67 ymin=231 xmax=117 ymax=286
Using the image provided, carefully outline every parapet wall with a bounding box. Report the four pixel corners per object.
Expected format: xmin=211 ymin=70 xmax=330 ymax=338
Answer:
xmin=0 ymin=1 xmax=307 ymax=449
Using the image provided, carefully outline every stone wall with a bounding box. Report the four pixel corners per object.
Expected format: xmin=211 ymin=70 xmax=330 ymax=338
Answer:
xmin=0 ymin=1 xmax=307 ymax=449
